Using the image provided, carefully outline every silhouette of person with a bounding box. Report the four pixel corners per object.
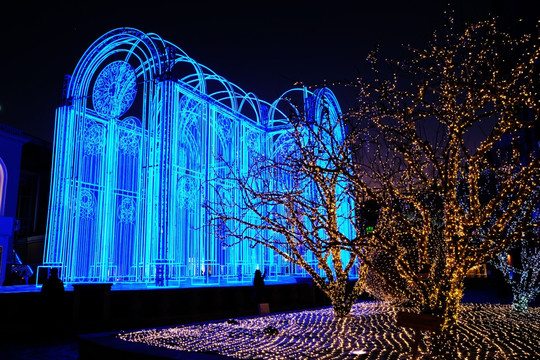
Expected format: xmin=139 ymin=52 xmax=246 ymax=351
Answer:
xmin=41 ymin=268 xmax=65 ymax=329
xmin=253 ymin=269 xmax=267 ymax=304
xmin=41 ymin=268 xmax=65 ymax=295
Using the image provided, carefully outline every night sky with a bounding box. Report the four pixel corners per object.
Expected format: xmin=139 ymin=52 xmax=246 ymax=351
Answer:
xmin=0 ymin=0 xmax=537 ymax=143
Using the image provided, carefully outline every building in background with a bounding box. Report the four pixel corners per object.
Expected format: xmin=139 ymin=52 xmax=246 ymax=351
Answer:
xmin=0 ymin=122 xmax=52 ymax=286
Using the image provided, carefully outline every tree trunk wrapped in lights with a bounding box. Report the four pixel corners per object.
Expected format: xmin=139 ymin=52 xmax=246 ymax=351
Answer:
xmin=206 ymin=88 xmax=366 ymax=318
xmin=347 ymin=16 xmax=539 ymax=331
xmin=492 ymin=239 xmax=540 ymax=312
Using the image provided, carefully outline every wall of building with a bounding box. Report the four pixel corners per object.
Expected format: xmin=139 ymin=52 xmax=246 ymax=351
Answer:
xmin=0 ymin=124 xmax=26 ymax=285
xmin=0 ymin=122 xmax=53 ymax=285
xmin=0 ymin=124 xmax=25 ymax=218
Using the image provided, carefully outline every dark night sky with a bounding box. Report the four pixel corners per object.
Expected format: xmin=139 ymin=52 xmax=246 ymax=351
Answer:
xmin=0 ymin=0 xmax=537 ymax=143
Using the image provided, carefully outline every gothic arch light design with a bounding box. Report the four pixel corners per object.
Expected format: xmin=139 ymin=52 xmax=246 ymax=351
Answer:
xmin=44 ymin=28 xmax=354 ymax=285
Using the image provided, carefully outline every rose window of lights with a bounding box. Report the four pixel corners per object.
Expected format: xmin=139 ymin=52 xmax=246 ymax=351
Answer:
xmin=92 ymin=61 xmax=137 ymax=118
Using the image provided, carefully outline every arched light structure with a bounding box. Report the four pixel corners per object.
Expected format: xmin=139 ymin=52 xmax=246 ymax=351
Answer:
xmin=44 ymin=28 xmax=353 ymax=285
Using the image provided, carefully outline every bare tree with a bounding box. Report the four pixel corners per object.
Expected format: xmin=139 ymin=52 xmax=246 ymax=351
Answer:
xmin=206 ymin=88 xmax=366 ymax=318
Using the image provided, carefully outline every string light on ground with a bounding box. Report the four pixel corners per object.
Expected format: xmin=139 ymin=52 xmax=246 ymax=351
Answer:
xmin=118 ymin=302 xmax=540 ymax=359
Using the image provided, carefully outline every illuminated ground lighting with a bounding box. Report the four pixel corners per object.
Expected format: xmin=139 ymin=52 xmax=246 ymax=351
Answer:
xmin=118 ymin=302 xmax=540 ymax=359
xmin=350 ymin=350 xmax=369 ymax=355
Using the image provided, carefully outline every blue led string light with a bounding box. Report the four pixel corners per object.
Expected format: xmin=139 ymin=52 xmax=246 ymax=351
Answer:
xmin=43 ymin=28 xmax=353 ymax=286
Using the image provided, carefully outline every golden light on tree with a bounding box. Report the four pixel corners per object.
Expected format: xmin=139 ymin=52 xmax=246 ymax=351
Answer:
xmin=346 ymin=15 xmax=539 ymax=336
xmin=205 ymin=14 xmax=539 ymax=334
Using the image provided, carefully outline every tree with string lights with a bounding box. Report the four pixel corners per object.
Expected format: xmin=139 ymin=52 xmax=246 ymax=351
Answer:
xmin=491 ymin=236 xmax=540 ymax=312
xmin=346 ymin=15 xmax=539 ymax=333
xmin=206 ymin=89 xmax=367 ymax=318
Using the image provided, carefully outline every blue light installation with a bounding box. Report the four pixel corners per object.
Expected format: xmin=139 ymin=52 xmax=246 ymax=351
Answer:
xmin=43 ymin=28 xmax=354 ymax=285
xmin=92 ymin=61 xmax=138 ymax=118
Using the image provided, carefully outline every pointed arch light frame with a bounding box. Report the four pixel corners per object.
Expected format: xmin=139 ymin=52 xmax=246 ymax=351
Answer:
xmin=43 ymin=28 xmax=354 ymax=286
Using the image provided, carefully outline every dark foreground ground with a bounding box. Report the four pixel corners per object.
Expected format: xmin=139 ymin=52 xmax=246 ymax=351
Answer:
xmin=0 ymin=277 xmax=537 ymax=360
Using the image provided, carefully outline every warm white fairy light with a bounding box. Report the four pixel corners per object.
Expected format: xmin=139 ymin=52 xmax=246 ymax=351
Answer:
xmin=344 ymin=14 xmax=539 ymax=331
xmin=207 ymin=10 xmax=538 ymax=329
xmin=118 ymin=302 xmax=540 ymax=359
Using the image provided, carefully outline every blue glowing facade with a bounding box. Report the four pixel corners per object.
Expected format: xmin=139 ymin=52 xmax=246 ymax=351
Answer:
xmin=43 ymin=28 xmax=352 ymax=285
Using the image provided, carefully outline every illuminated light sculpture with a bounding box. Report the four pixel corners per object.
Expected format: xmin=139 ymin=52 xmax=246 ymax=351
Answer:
xmin=43 ymin=28 xmax=353 ymax=285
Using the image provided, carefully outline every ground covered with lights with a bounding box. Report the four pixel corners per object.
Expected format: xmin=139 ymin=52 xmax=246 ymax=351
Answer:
xmin=117 ymin=302 xmax=540 ymax=359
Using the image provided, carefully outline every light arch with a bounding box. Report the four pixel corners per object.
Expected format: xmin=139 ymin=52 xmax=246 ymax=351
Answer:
xmin=44 ymin=28 xmax=351 ymax=286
